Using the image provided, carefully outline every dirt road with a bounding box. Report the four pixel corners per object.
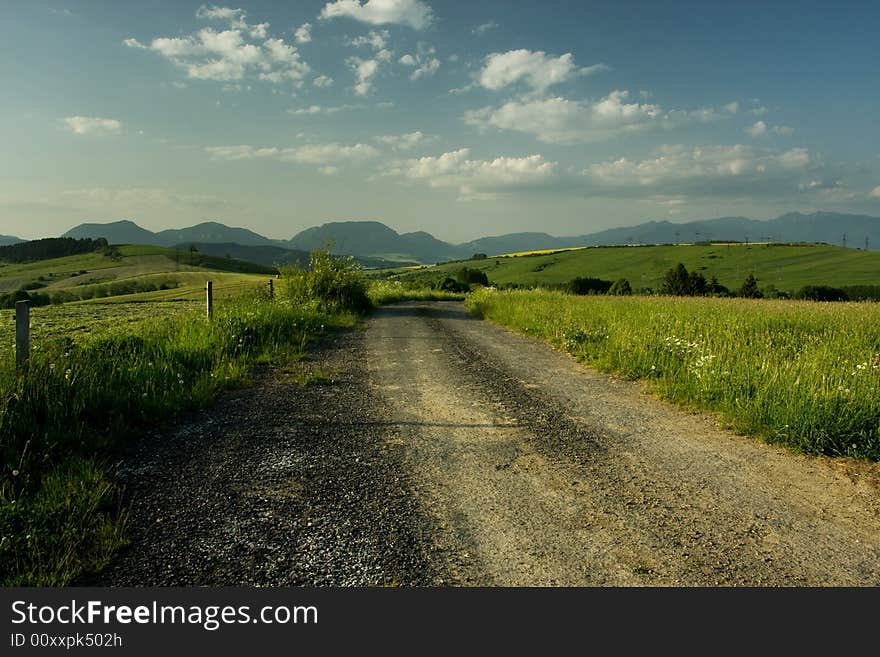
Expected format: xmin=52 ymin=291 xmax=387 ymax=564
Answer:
xmin=100 ymin=301 xmax=880 ymax=586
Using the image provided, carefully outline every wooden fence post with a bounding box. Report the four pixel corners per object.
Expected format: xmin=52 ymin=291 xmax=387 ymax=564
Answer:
xmin=15 ymin=299 xmax=29 ymax=371
xmin=268 ymin=278 xmax=274 ymax=299
xmin=206 ymin=281 xmax=213 ymax=320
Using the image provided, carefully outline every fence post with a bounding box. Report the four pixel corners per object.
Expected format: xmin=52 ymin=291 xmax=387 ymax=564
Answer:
xmin=15 ymin=299 xmax=30 ymax=371
xmin=206 ymin=281 xmax=213 ymax=320
xmin=268 ymin=278 xmax=274 ymax=299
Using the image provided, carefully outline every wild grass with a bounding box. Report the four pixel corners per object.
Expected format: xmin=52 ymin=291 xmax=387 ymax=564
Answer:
xmin=368 ymin=280 xmax=466 ymax=305
xmin=467 ymin=288 xmax=880 ymax=460
xmin=0 ymin=295 xmax=355 ymax=585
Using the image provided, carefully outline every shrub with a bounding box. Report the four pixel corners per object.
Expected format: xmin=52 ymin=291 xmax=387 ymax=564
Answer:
xmin=608 ymin=278 xmax=633 ymax=296
xmin=738 ymin=274 xmax=763 ymax=299
xmin=456 ymin=267 xmax=489 ymax=287
xmin=279 ymin=248 xmax=370 ymax=313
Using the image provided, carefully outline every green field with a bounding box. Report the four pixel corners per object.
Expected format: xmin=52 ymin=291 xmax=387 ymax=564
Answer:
xmin=384 ymin=243 xmax=880 ymax=293
xmin=467 ymin=288 xmax=880 ymax=460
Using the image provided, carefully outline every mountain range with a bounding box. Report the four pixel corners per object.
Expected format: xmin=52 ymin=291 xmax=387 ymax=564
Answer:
xmin=35 ymin=210 xmax=880 ymax=265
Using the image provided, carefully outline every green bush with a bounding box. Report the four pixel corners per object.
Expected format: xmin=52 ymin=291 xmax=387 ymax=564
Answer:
xmin=794 ymin=285 xmax=848 ymax=302
xmin=608 ymin=278 xmax=632 ymax=296
xmin=279 ymin=248 xmax=370 ymax=313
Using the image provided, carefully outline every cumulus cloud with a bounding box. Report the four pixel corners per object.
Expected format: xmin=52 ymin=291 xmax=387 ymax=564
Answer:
xmin=399 ymin=53 xmax=416 ymax=66
xmin=294 ymin=22 xmax=312 ymax=43
xmin=582 ymin=144 xmax=813 ymax=198
xmin=287 ymin=104 xmax=355 ymax=115
xmin=124 ymin=7 xmax=310 ymax=86
xmin=206 ymin=142 xmax=379 ymax=170
xmin=374 ymin=131 xmax=429 ymax=150
xmin=723 ymin=101 xmax=739 ymax=114
xmin=347 ymin=29 xmax=389 ymax=50
xmin=477 ymin=49 xmax=607 ymax=94
xmin=383 ymin=148 xmax=558 ymax=199
xmin=870 ymin=186 xmax=880 ymax=199
xmin=410 ymin=57 xmax=440 ymax=80
xmin=348 ymin=56 xmax=380 ymax=95
xmin=64 ymin=116 xmax=122 ymax=135
xmin=464 ymin=91 xmax=673 ymax=144
xmin=319 ymin=0 xmax=433 ymax=30
xmin=312 ymin=74 xmax=334 ymax=87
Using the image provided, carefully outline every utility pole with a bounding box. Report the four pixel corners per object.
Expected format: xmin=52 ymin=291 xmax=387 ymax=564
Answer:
xmin=842 ymin=233 xmax=847 ymax=248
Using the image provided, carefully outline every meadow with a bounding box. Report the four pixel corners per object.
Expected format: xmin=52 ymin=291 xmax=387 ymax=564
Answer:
xmin=386 ymin=243 xmax=880 ymax=294
xmin=467 ymin=288 xmax=880 ymax=460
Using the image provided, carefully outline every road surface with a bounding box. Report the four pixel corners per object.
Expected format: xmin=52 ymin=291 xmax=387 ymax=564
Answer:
xmin=99 ymin=301 xmax=880 ymax=586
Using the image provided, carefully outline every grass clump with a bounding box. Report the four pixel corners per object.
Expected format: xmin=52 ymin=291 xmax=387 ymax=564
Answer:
xmin=467 ymin=287 xmax=880 ymax=460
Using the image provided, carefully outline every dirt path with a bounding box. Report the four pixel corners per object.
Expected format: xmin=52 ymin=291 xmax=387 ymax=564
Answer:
xmin=100 ymin=301 xmax=880 ymax=586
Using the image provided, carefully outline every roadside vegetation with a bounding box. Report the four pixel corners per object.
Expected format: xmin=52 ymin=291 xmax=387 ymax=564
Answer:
xmin=467 ymin=287 xmax=880 ymax=461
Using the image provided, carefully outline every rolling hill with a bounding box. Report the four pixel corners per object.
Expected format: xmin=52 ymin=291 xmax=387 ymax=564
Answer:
xmin=386 ymin=242 xmax=880 ymax=294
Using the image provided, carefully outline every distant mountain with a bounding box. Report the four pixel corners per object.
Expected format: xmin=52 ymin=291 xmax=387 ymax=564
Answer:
xmin=459 ymin=232 xmax=582 ymax=255
xmin=59 ymin=211 xmax=880 ymax=268
xmin=576 ymin=212 xmax=880 ymax=248
xmin=63 ymin=219 xmax=158 ymax=245
xmin=288 ymin=221 xmax=461 ymax=263
xmin=157 ymin=222 xmax=279 ymax=247
xmin=0 ymin=234 xmax=24 ymax=246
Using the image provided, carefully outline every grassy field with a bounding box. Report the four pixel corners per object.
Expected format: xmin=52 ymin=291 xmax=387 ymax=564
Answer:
xmin=467 ymin=288 xmax=880 ymax=460
xmin=384 ymin=243 xmax=880 ymax=293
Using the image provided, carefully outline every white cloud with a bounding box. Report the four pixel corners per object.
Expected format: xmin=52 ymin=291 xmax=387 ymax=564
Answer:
xmin=312 ymin=74 xmax=334 ymax=87
xmin=347 ymin=29 xmax=389 ymax=51
xmin=747 ymin=120 xmax=794 ymax=137
xmin=383 ymin=148 xmax=558 ymax=200
xmin=583 ymin=144 xmax=813 ymax=198
xmin=374 ymin=131 xmax=429 ymax=150
xmin=288 ymin=104 xmax=354 ymax=115
xmin=206 ymin=142 xmax=379 ymax=168
xmin=477 ymin=49 xmax=607 ymax=94
xmin=410 ymin=57 xmax=440 ymax=80
xmin=294 ymin=22 xmax=312 ymax=44
xmin=348 ymin=56 xmax=379 ymax=95
xmin=723 ymin=101 xmax=739 ymax=114
xmin=64 ymin=116 xmax=122 ymax=135
xmin=473 ymin=20 xmax=498 ymax=35
xmin=870 ymin=186 xmax=880 ymax=199
xmin=125 ymin=8 xmax=309 ymax=86
xmin=749 ymin=105 xmax=768 ymax=116
xmin=399 ymin=54 xmax=416 ymax=66
xmin=319 ymin=0 xmax=433 ymax=30
xmin=746 ymin=120 xmax=767 ymax=137
xmin=464 ymin=91 xmax=672 ymax=144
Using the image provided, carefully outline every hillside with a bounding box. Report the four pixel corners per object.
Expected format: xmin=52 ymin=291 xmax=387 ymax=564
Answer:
xmin=0 ymin=244 xmax=275 ymax=306
xmin=0 ymin=235 xmax=24 ymax=246
xmin=387 ymin=242 xmax=880 ymax=294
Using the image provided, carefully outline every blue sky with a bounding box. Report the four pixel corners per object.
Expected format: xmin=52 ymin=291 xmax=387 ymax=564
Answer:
xmin=2 ymin=0 xmax=879 ymax=241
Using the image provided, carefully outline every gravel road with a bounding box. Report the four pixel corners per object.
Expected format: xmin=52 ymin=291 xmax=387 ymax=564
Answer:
xmin=99 ymin=301 xmax=880 ymax=586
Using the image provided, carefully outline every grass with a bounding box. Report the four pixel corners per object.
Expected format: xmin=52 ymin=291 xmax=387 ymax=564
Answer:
xmin=0 ymin=293 xmax=355 ymax=586
xmin=467 ymin=287 xmax=880 ymax=460
xmin=367 ymin=280 xmax=466 ymax=305
xmin=385 ymin=243 xmax=880 ymax=293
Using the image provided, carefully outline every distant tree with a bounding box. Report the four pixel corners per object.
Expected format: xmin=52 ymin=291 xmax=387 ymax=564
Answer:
xmin=738 ymin=274 xmax=763 ymax=298
xmin=188 ymin=244 xmax=198 ymax=266
xmin=660 ymin=263 xmax=691 ymax=296
xmin=707 ymin=275 xmax=729 ymax=296
xmin=608 ymin=278 xmax=633 ymax=296
xmin=471 ymin=253 xmax=488 ymax=260
xmin=687 ymin=271 xmax=708 ymax=296
xmin=794 ymin=285 xmax=847 ymax=302
xmin=567 ymin=277 xmax=613 ymax=295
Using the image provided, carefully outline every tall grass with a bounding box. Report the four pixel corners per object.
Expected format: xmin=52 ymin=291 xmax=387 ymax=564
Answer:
xmin=467 ymin=288 xmax=880 ymax=460
xmin=0 ymin=296 xmax=355 ymax=585
xmin=367 ymin=280 xmax=466 ymax=306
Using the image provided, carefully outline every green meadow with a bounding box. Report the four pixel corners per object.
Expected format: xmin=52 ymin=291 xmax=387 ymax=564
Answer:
xmin=467 ymin=288 xmax=880 ymax=460
xmin=386 ymin=243 xmax=880 ymax=293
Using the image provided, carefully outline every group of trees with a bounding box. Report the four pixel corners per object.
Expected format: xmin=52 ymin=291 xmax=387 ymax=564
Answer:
xmin=437 ymin=267 xmax=490 ymax=293
xmin=659 ymin=263 xmax=736 ymax=297
xmin=0 ymin=237 xmax=108 ymax=263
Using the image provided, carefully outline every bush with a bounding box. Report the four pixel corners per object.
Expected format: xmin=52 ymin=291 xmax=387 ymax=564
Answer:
xmin=567 ymin=277 xmax=612 ymax=295
xmin=738 ymin=274 xmax=763 ymax=299
xmin=456 ymin=267 xmax=489 ymax=287
xmin=438 ymin=277 xmax=470 ymax=293
xmin=608 ymin=278 xmax=632 ymax=296
xmin=279 ymin=248 xmax=370 ymax=312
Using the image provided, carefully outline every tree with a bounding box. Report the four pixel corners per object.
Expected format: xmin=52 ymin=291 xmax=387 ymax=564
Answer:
xmin=660 ymin=263 xmax=691 ymax=296
xmin=608 ymin=278 xmax=632 ymax=295
xmin=738 ymin=274 xmax=763 ymax=298
xmin=456 ymin=267 xmax=489 ymax=286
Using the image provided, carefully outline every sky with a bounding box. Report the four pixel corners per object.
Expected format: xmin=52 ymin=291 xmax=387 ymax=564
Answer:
xmin=2 ymin=0 xmax=879 ymax=242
